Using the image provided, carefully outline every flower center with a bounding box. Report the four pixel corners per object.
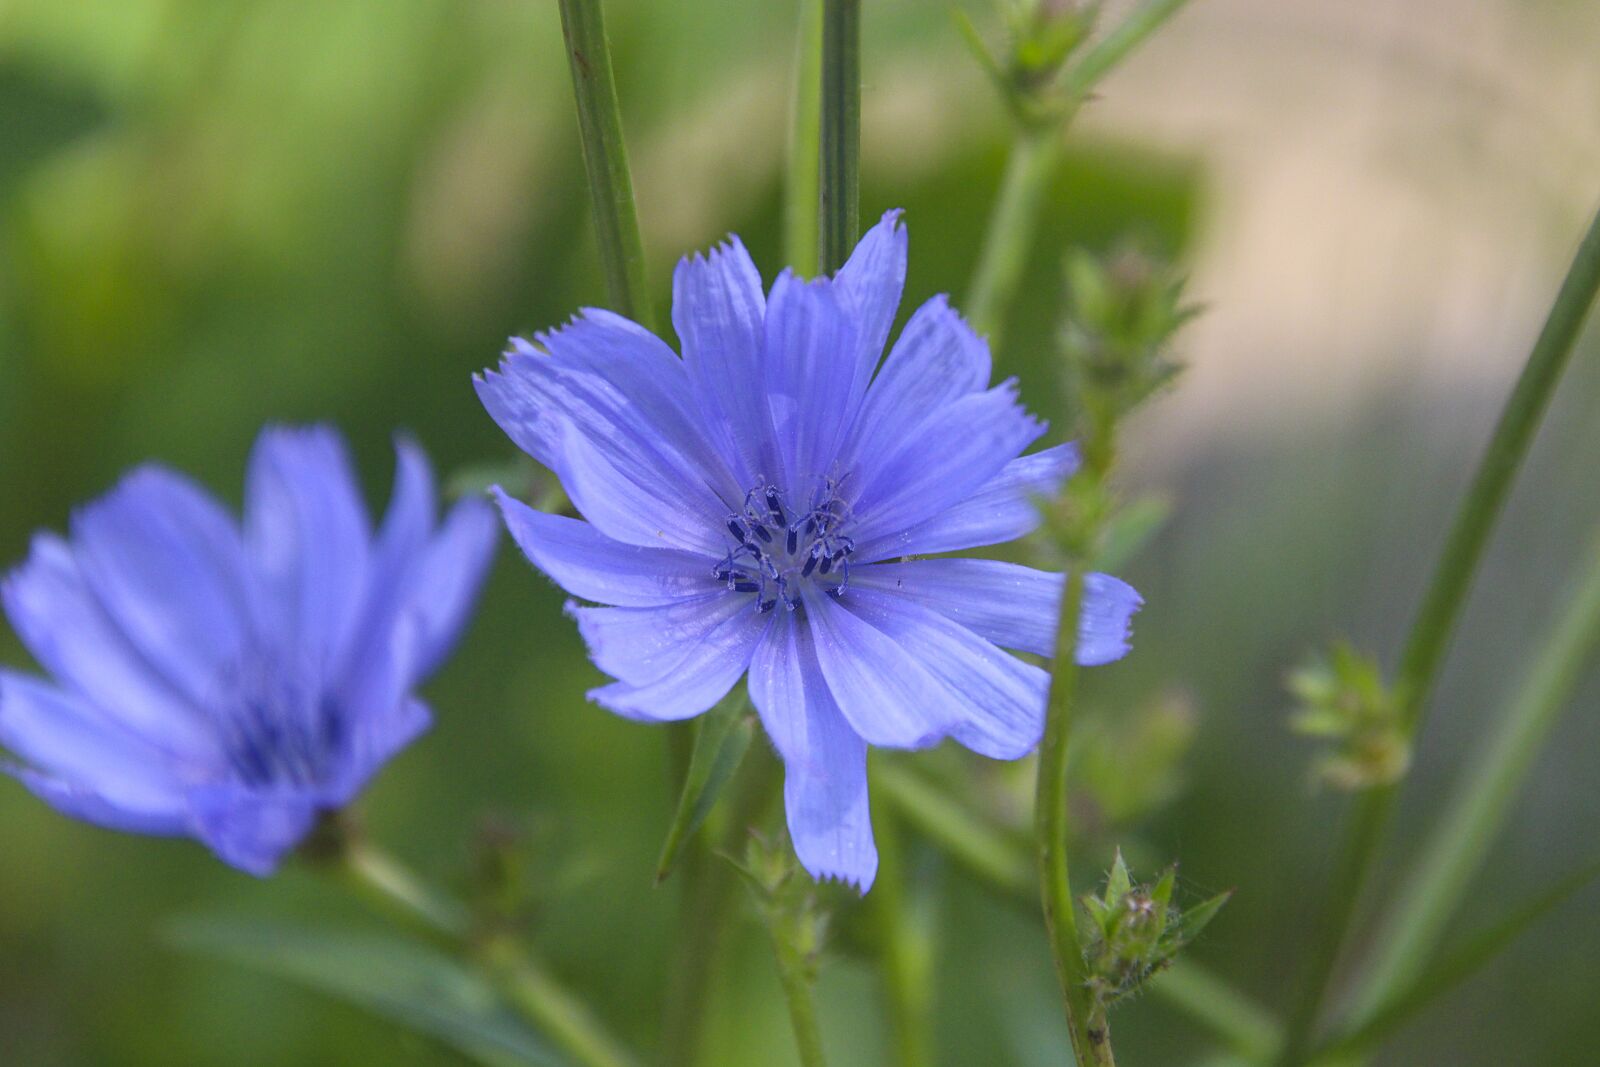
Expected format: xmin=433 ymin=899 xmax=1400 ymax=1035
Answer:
xmin=713 ymin=481 xmax=855 ymax=612
xmin=216 ymin=655 xmax=341 ymax=788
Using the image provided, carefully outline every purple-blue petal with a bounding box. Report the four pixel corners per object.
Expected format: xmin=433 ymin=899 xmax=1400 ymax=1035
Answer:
xmin=71 ymin=466 xmax=257 ymax=707
xmin=2 ymin=533 xmax=215 ymax=755
xmin=854 ymin=442 xmax=1080 ymax=561
xmin=837 ymin=588 xmax=1048 ymax=760
xmin=847 ymin=381 xmax=1045 ymax=548
xmin=585 ymin=604 xmax=772 ymax=722
xmin=747 ymin=612 xmax=876 ymax=891
xmin=0 ymin=671 xmax=189 ymax=818
xmin=762 ymin=271 xmax=859 ymax=496
xmin=839 ymin=293 xmax=991 ymax=474
xmin=851 ymin=559 xmax=1139 ymax=664
xmin=833 ymin=208 xmax=907 ymax=407
xmin=672 ymin=236 xmax=774 ymax=486
xmin=493 ymin=488 xmax=716 ymax=607
xmin=569 ymin=593 xmax=753 ymax=687
xmin=402 ymin=495 xmax=499 ymax=679
xmin=800 ymin=586 xmax=960 ymax=750
xmin=187 ymin=783 xmax=320 ymax=877
xmin=245 ymin=426 xmax=371 ymax=665
xmin=475 ymin=342 xmax=729 ymax=553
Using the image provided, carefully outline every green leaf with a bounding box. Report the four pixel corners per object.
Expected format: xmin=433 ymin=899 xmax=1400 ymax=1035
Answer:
xmin=1095 ymin=494 xmax=1172 ymax=572
xmin=1169 ymin=889 xmax=1231 ymax=947
xmin=1105 ymin=848 xmax=1132 ymax=901
xmin=167 ymin=915 xmax=562 ymax=1067
xmin=1316 ymin=858 xmax=1600 ymax=1060
xmin=655 ymin=692 xmax=755 ymax=883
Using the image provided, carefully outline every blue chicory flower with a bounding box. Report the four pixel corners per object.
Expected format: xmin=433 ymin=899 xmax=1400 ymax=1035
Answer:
xmin=0 ymin=427 xmax=498 ymax=875
xmin=477 ymin=211 xmax=1141 ymax=891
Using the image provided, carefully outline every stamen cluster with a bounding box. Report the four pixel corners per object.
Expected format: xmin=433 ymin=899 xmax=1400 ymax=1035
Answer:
xmin=713 ymin=481 xmax=855 ymax=612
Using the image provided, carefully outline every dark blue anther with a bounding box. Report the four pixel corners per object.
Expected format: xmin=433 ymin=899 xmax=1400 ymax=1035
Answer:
xmin=727 ymin=518 xmax=748 ymax=543
xmin=765 ymin=487 xmax=788 ymax=525
xmin=751 ymin=523 xmax=773 ymax=544
xmin=801 ymin=554 xmax=818 ymax=577
xmin=786 ymin=526 xmax=799 ymax=554
xmin=819 ymin=555 xmax=834 ymax=575
xmin=758 ymin=597 xmax=776 ymax=613
xmin=733 ymin=580 xmax=760 ymax=594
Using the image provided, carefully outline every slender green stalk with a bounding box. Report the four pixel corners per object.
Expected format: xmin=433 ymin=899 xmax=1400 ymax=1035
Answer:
xmin=1061 ymin=0 xmax=1192 ymax=99
xmin=786 ymin=0 xmax=825 ymax=273
xmin=818 ymin=0 xmax=860 ymax=274
xmin=1348 ymin=528 xmax=1600 ymax=1023
xmin=966 ymin=127 xmax=1063 ymax=343
xmin=965 ymin=0 xmax=1191 ymax=350
xmin=877 ymin=760 xmax=1276 ymax=1054
xmin=1277 ymin=199 xmax=1600 ymax=1064
xmin=772 ymin=946 xmax=829 ymax=1067
xmin=876 ymin=761 xmax=1034 ymax=899
xmin=337 ymin=838 xmax=640 ymax=1067
xmin=869 ymin=803 xmax=935 ymax=1067
xmin=1036 ymin=569 xmax=1115 ymax=1066
xmin=1393 ymin=202 xmax=1600 ymax=735
xmin=556 ymin=0 xmax=655 ymax=330
xmin=481 ymin=937 xmax=642 ymax=1067
xmin=1317 ymin=860 xmax=1600 ymax=1063
xmin=660 ymin=751 xmax=778 ymax=1067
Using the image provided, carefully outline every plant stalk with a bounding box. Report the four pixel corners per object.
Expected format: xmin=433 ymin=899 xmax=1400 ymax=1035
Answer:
xmin=966 ymin=126 xmax=1063 ymax=345
xmin=819 ymin=0 xmax=861 ymax=274
xmin=787 ymin=0 xmax=825 ymax=274
xmin=1276 ymin=197 xmax=1600 ymax=1065
xmin=337 ymin=836 xmax=640 ymax=1067
xmin=1036 ymin=568 xmax=1116 ymax=1066
xmin=1348 ymin=527 xmax=1600 ymax=1023
xmin=556 ymin=0 xmax=655 ymax=330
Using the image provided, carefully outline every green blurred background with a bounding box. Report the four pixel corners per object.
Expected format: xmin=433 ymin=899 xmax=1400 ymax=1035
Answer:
xmin=2 ymin=1 xmax=1599 ymax=1064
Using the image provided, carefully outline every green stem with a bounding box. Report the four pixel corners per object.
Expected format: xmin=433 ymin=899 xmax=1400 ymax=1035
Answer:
xmin=556 ymin=0 xmax=655 ymax=330
xmin=1276 ymin=198 xmax=1600 ymax=1065
xmin=482 ymin=937 xmax=641 ymax=1067
xmin=786 ymin=0 xmax=824 ymax=274
xmin=869 ymin=802 xmax=935 ymax=1067
xmin=1061 ymin=0 xmax=1193 ymax=99
xmin=337 ymin=838 xmax=640 ymax=1067
xmin=965 ymin=0 xmax=1191 ymax=350
xmin=659 ymin=750 xmax=778 ymax=1067
xmin=818 ymin=0 xmax=860 ymax=274
xmin=1036 ymin=568 xmax=1115 ymax=1066
xmin=1347 ymin=528 xmax=1600 ymax=1024
xmin=765 ymin=902 xmax=830 ymax=1067
xmin=877 ymin=760 xmax=1278 ymax=1056
xmin=1394 ymin=200 xmax=1600 ymax=735
xmin=965 ymin=127 xmax=1063 ymax=346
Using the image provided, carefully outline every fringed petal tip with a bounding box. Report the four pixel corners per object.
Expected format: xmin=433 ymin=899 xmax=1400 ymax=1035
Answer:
xmin=1077 ymin=573 xmax=1144 ymax=667
xmin=802 ymin=862 xmax=878 ymax=896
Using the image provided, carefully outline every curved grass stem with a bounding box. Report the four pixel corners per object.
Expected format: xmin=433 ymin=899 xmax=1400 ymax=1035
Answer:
xmin=1347 ymin=526 xmax=1600 ymax=1025
xmin=1036 ymin=568 xmax=1116 ymax=1066
xmin=819 ymin=0 xmax=861 ymax=275
xmin=556 ymin=0 xmax=655 ymax=330
xmin=1276 ymin=197 xmax=1600 ymax=1065
xmin=336 ymin=836 xmax=640 ymax=1067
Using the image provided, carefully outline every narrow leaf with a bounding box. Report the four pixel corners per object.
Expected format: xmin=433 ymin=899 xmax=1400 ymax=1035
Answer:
xmin=166 ymin=915 xmax=561 ymax=1067
xmin=656 ymin=693 xmax=755 ymax=883
xmin=1095 ymin=494 xmax=1172 ymax=572
xmin=1317 ymin=858 xmax=1600 ymax=1060
xmin=1170 ymin=890 xmax=1232 ymax=946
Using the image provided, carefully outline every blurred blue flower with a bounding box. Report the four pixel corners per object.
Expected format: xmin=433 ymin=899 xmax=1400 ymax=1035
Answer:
xmin=0 ymin=427 xmax=498 ymax=876
xmin=478 ymin=212 xmax=1141 ymax=891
